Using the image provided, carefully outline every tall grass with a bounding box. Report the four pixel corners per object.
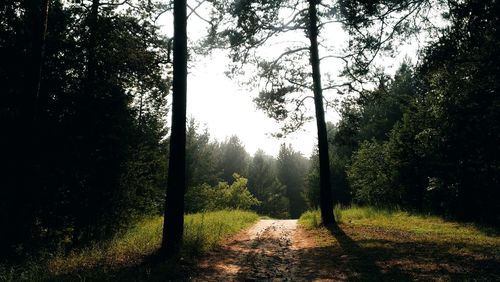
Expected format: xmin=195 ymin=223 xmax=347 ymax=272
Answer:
xmin=298 ymin=204 xmax=343 ymax=229
xmin=0 ymin=210 xmax=259 ymax=281
xmin=183 ymin=210 xmax=260 ymax=255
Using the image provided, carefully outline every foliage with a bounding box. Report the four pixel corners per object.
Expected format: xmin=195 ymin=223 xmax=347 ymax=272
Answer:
xmin=186 ymin=119 xmax=222 ymax=188
xmin=186 ymin=174 xmax=260 ymax=213
xmin=277 ymin=144 xmax=310 ymax=218
xmin=0 ymin=0 xmax=170 ymax=258
xmin=182 ymin=122 xmax=305 ymax=219
xmin=304 ymin=122 xmax=352 ymax=209
xmin=347 ymin=141 xmax=399 ymax=206
xmin=248 ymin=150 xmax=290 ymax=218
xmin=218 ymin=135 xmax=250 ymax=183
xmin=331 ymin=0 xmax=500 ymax=226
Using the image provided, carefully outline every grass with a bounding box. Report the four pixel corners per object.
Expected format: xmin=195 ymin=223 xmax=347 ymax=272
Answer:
xmin=299 ymin=204 xmax=343 ymax=229
xmin=299 ymin=205 xmax=499 ymax=245
xmin=0 ymin=210 xmax=259 ymax=281
xmin=298 ymin=205 xmax=500 ymax=280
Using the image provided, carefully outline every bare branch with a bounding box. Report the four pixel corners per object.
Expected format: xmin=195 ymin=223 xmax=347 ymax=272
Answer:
xmin=187 ymin=2 xmax=211 ymax=24
xmin=271 ymin=47 xmax=308 ymax=67
xmin=322 ymin=82 xmax=351 ymax=91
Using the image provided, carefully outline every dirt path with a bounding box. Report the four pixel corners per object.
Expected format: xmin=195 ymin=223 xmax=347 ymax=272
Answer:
xmin=191 ymin=220 xmax=298 ymax=281
xmin=189 ymin=220 xmax=349 ymax=281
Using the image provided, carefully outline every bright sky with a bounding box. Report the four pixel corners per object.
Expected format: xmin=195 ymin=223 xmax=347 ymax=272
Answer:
xmin=158 ymin=3 xmax=422 ymax=157
xmin=187 ymin=52 xmax=322 ymax=157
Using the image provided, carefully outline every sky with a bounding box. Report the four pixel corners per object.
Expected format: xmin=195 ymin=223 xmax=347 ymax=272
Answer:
xmin=185 ymin=50 xmax=341 ymax=157
xmin=158 ymin=2 xmax=421 ymax=157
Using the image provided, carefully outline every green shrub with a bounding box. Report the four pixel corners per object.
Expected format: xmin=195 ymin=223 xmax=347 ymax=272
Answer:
xmin=347 ymin=141 xmax=400 ymax=206
xmin=185 ymin=174 xmax=260 ymax=212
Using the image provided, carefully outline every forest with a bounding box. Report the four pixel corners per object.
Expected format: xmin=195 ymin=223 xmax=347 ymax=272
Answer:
xmin=0 ymin=0 xmax=499 ymax=280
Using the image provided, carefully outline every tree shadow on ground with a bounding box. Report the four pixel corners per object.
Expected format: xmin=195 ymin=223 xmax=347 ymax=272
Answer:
xmin=315 ymin=223 xmax=500 ymax=281
xmin=326 ymin=223 xmax=385 ymax=281
xmin=50 ymin=250 xmax=196 ymax=281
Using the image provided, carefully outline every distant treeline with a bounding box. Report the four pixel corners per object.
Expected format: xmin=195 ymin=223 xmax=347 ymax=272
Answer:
xmin=182 ymin=122 xmax=310 ymax=219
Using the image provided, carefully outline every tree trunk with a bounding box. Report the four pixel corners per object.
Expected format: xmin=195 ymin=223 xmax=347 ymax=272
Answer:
xmin=37 ymin=0 xmax=50 ymax=115
xmin=161 ymin=0 xmax=188 ymax=257
xmin=307 ymin=0 xmax=335 ymax=225
xmin=84 ymin=0 xmax=100 ymax=95
xmin=26 ymin=0 xmax=50 ymax=118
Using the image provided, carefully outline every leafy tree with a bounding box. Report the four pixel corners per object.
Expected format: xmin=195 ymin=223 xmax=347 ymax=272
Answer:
xmin=185 ymin=174 xmax=260 ymax=212
xmin=337 ymin=0 xmax=500 ymax=225
xmin=347 ymin=141 xmax=399 ymax=206
xmin=217 ymin=174 xmax=261 ymax=210
xmin=357 ymin=62 xmax=417 ymax=141
xmin=390 ymin=0 xmax=500 ymax=223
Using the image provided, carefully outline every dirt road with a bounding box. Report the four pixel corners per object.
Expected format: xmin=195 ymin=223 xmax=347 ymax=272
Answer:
xmin=191 ymin=219 xmax=335 ymax=281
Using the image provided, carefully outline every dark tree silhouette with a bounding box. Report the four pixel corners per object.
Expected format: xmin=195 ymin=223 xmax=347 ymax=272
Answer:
xmin=161 ymin=0 xmax=188 ymax=257
xmin=1 ymin=0 xmax=170 ymax=258
xmin=83 ymin=0 xmax=100 ymax=96
xmin=307 ymin=0 xmax=335 ymax=224
xmin=27 ymin=0 xmax=50 ymax=116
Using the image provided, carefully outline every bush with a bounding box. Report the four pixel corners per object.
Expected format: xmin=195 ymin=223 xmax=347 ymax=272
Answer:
xmin=347 ymin=141 xmax=400 ymax=206
xmin=185 ymin=174 xmax=260 ymax=213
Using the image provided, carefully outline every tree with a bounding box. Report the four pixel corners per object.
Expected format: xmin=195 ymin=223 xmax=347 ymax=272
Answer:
xmin=333 ymin=0 xmax=500 ymax=225
xmin=393 ymin=0 xmax=500 ymax=223
xmin=305 ymin=122 xmax=351 ymax=209
xmin=248 ymin=150 xmax=289 ymax=218
xmin=28 ymin=0 xmax=50 ymax=116
xmin=162 ymin=0 xmax=188 ymax=257
xmin=185 ymin=174 xmax=260 ymax=212
xmin=207 ymin=0 xmax=350 ymax=224
xmin=186 ymin=119 xmax=221 ymax=189
xmin=1 ymin=0 xmax=170 ymax=258
xmin=347 ymin=140 xmax=398 ymax=206
xmin=277 ymin=144 xmax=309 ymax=218
xmin=307 ymin=0 xmax=335 ymax=224
xmin=218 ymin=135 xmax=250 ymax=182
